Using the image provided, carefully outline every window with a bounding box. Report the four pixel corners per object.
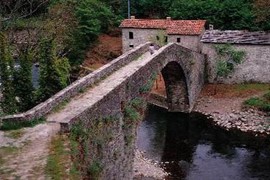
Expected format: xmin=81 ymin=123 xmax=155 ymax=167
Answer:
xmin=129 ymin=44 xmax=134 ymax=48
xmin=177 ymin=37 xmax=181 ymax=43
xmin=164 ymin=36 xmax=168 ymax=43
xmin=156 ymin=36 xmax=160 ymax=41
xmin=129 ymin=32 xmax=134 ymax=39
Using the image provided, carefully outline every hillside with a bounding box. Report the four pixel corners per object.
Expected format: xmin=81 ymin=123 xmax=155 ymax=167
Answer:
xmin=80 ymin=32 xmax=122 ymax=76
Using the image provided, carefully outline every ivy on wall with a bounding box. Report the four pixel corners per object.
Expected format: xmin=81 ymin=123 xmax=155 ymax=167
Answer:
xmin=214 ymin=44 xmax=246 ymax=78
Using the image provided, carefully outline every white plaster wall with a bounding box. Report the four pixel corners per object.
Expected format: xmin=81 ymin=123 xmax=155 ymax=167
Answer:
xmin=168 ymin=35 xmax=202 ymax=52
xmin=122 ymin=28 xmax=202 ymax=53
xmin=122 ymin=28 xmax=161 ymax=53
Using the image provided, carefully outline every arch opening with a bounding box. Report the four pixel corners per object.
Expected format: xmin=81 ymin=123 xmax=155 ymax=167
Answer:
xmin=161 ymin=61 xmax=189 ymax=112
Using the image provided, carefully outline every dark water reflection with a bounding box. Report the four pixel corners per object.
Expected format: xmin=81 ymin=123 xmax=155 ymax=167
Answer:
xmin=136 ymin=105 xmax=270 ymax=180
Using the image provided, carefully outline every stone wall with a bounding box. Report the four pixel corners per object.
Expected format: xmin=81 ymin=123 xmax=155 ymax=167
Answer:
xmin=59 ymin=43 xmax=205 ymax=130
xmin=202 ymin=43 xmax=270 ymax=83
xmin=64 ymin=43 xmax=205 ymax=179
xmin=0 ymin=42 xmax=150 ymax=123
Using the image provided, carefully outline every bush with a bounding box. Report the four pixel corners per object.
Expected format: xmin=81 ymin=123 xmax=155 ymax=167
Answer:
xmin=244 ymin=97 xmax=264 ymax=107
xmin=244 ymin=92 xmax=270 ymax=113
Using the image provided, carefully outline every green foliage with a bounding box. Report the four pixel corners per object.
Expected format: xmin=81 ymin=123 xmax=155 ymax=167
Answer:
xmin=68 ymin=0 xmax=116 ymax=66
xmin=46 ymin=135 xmax=81 ymax=180
xmin=0 ymin=32 xmax=17 ymax=114
xmin=87 ymin=160 xmax=102 ymax=180
xmin=1 ymin=17 xmax=44 ymax=31
xmin=46 ymin=136 xmax=66 ymax=180
xmin=124 ymin=106 xmax=140 ymax=122
xmin=169 ymin=0 xmax=262 ymax=30
xmin=13 ymin=47 xmax=35 ymax=112
xmin=264 ymin=92 xmax=270 ymax=101
xmin=70 ymin=117 xmax=118 ymax=179
xmin=38 ymin=38 xmax=71 ymax=102
xmin=244 ymin=97 xmax=264 ymax=107
xmin=244 ymin=91 xmax=270 ymax=113
xmin=215 ymin=44 xmax=246 ymax=78
xmin=216 ymin=60 xmax=231 ymax=77
xmin=0 ymin=117 xmax=45 ymax=131
xmin=139 ymin=72 xmax=158 ymax=93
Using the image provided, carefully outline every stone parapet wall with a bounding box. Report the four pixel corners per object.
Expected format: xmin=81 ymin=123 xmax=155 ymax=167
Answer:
xmin=0 ymin=42 xmax=150 ymax=123
xmin=64 ymin=43 xmax=206 ymax=130
xmin=202 ymin=43 xmax=270 ymax=83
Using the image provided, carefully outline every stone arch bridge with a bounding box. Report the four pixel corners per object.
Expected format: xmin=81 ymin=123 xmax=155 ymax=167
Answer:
xmin=48 ymin=42 xmax=205 ymax=131
xmin=1 ymin=42 xmax=205 ymax=179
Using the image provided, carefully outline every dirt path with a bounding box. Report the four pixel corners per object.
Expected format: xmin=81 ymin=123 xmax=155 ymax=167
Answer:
xmin=0 ymin=123 xmax=60 ymax=179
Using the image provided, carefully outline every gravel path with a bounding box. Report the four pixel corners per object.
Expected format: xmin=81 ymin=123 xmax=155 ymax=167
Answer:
xmin=47 ymin=52 xmax=152 ymax=126
xmin=0 ymin=123 xmax=60 ymax=179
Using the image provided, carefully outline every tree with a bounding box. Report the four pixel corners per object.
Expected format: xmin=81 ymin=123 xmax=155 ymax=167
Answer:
xmin=169 ymin=0 xmax=256 ymax=30
xmin=0 ymin=0 xmax=49 ymax=22
xmin=38 ymin=38 xmax=70 ymax=102
xmin=253 ymin=0 xmax=270 ymax=30
xmin=68 ymin=0 xmax=116 ymax=65
xmin=13 ymin=45 xmax=35 ymax=112
xmin=0 ymin=32 xmax=17 ymax=114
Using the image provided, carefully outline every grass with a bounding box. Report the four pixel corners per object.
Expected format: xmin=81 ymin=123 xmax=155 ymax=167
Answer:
xmin=202 ymin=83 xmax=270 ymax=98
xmin=0 ymin=146 xmax=19 ymax=166
xmin=244 ymin=91 xmax=270 ymax=113
xmin=52 ymin=99 xmax=70 ymax=113
xmin=124 ymin=106 xmax=140 ymax=122
xmin=4 ymin=129 xmax=25 ymax=139
xmin=0 ymin=117 xmax=46 ymax=131
xmin=46 ymin=135 xmax=80 ymax=180
xmin=235 ymin=83 xmax=270 ymax=92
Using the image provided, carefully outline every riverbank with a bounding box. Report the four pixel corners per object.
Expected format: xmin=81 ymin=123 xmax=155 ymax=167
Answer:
xmin=194 ymin=84 xmax=270 ymax=137
xmin=149 ymin=83 xmax=270 ymax=137
xmin=133 ymin=149 xmax=168 ymax=180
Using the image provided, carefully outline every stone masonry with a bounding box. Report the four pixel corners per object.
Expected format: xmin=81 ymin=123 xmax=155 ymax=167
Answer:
xmin=43 ymin=43 xmax=205 ymax=179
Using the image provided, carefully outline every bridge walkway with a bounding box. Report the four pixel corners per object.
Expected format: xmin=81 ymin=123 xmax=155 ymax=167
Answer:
xmin=46 ymin=51 xmax=153 ymax=125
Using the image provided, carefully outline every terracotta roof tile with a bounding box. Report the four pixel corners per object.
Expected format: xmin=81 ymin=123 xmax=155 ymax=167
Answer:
xmin=120 ymin=19 xmax=206 ymax=35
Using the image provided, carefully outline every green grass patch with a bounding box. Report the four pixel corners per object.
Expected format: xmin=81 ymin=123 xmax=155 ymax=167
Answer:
xmin=235 ymin=83 xmax=270 ymax=92
xmin=46 ymin=135 xmax=80 ymax=180
xmin=87 ymin=160 xmax=103 ymax=180
xmin=0 ymin=117 xmax=45 ymax=131
xmin=46 ymin=136 xmax=65 ymax=180
xmin=0 ymin=146 xmax=19 ymax=166
xmin=244 ymin=97 xmax=264 ymax=107
xmin=244 ymin=91 xmax=270 ymax=113
xmin=52 ymin=99 xmax=70 ymax=113
xmin=263 ymin=92 xmax=270 ymax=101
xmin=4 ymin=129 xmax=25 ymax=139
xmin=124 ymin=106 xmax=140 ymax=122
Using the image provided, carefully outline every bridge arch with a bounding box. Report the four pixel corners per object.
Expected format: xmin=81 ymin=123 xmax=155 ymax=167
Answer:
xmin=161 ymin=61 xmax=189 ymax=112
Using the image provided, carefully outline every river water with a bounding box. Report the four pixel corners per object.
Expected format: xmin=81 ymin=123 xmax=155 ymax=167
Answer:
xmin=137 ymin=105 xmax=270 ymax=180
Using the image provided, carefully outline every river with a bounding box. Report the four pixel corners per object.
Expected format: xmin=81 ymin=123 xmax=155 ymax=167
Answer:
xmin=137 ymin=105 xmax=270 ymax=180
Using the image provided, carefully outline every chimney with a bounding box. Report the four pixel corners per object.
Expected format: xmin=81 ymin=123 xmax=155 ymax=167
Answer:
xmin=209 ymin=24 xmax=214 ymax=30
xmin=166 ymin=17 xmax=172 ymax=20
xmin=130 ymin=16 xmax=135 ymax=20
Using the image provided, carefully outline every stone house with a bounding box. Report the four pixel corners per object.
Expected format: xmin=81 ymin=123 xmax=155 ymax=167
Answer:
xmin=120 ymin=16 xmax=206 ymax=53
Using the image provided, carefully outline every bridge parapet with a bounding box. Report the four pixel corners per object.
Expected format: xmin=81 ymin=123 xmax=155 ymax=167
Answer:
xmin=0 ymin=42 xmax=150 ymax=124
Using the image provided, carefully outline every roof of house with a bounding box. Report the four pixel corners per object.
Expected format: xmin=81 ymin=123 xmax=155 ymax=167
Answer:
xmin=201 ymin=30 xmax=270 ymax=45
xmin=120 ymin=18 xmax=206 ymax=35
